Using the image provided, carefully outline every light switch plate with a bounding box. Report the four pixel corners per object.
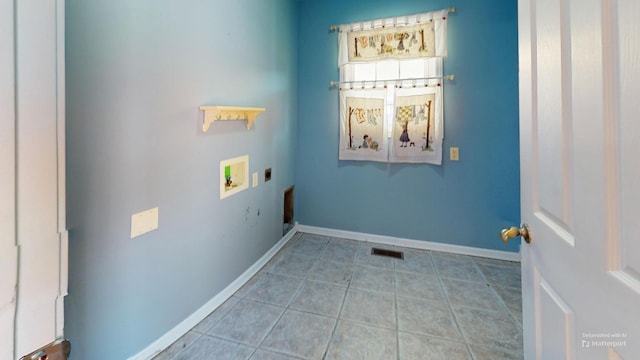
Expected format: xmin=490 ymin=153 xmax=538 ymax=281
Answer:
xmin=253 ymin=172 xmax=259 ymax=187
xmin=450 ymin=147 xmax=460 ymax=161
xmin=131 ymin=207 xmax=159 ymax=238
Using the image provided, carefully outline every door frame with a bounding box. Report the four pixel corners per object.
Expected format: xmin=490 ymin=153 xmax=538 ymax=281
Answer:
xmin=0 ymin=0 xmax=18 ymax=358
xmin=1 ymin=0 xmax=67 ymax=358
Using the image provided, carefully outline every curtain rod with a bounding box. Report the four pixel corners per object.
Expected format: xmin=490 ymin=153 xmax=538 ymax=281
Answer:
xmin=329 ymin=6 xmax=456 ymax=32
xmin=329 ymin=75 xmax=455 ymax=88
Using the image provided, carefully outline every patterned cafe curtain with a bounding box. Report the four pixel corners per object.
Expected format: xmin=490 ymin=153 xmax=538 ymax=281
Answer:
xmin=339 ymin=88 xmax=389 ymax=162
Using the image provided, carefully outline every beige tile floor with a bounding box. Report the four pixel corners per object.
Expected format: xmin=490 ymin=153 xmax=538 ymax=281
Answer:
xmin=153 ymin=232 xmax=523 ymax=360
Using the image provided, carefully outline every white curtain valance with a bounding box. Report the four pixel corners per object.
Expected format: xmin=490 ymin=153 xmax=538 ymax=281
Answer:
xmin=338 ymin=8 xmax=449 ymax=67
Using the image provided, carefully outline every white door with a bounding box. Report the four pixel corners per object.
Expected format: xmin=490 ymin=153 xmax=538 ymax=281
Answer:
xmin=0 ymin=0 xmax=67 ymax=358
xmin=517 ymin=0 xmax=640 ymax=358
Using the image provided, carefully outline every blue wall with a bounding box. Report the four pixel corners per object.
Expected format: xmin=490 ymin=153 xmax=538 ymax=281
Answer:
xmin=295 ymin=0 xmax=520 ymax=251
xmin=65 ymin=0 xmax=297 ymax=358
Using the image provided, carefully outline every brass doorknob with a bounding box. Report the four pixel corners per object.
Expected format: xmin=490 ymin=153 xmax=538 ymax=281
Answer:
xmin=500 ymin=223 xmax=531 ymax=244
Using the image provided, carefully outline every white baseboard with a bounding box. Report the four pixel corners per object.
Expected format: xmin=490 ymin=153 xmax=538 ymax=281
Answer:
xmin=128 ymin=225 xmax=299 ymax=360
xmin=297 ymin=225 xmax=521 ymax=262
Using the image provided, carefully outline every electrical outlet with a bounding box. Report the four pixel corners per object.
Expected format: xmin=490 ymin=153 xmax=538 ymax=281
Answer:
xmin=253 ymin=172 xmax=259 ymax=187
xmin=450 ymin=147 xmax=460 ymax=161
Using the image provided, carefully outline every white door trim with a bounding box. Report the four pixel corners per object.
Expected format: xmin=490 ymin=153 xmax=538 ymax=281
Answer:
xmin=0 ymin=0 xmax=17 ymax=358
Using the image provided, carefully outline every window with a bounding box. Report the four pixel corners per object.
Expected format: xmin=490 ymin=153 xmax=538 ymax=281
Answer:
xmin=336 ymin=8 xmax=450 ymax=165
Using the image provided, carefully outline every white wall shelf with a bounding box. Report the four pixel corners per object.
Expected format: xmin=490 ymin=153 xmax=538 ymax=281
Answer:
xmin=199 ymin=106 xmax=265 ymax=132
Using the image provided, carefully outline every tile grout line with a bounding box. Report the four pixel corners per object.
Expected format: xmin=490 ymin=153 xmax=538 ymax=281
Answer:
xmin=393 ymin=252 xmax=401 ymax=360
xmin=251 ymin=232 xmax=329 ymax=359
xmin=319 ymin=235 xmax=356 ymax=359
xmin=486 ymin=282 xmax=523 ymax=331
xmin=460 ymin=255 xmax=524 ymax=358
xmin=186 ymin=297 xmax=290 ymax=359
xmin=156 ymin=331 xmax=204 ymax=360
xmin=472 ymin=257 xmax=524 ymax=331
xmin=313 ymin=235 xmax=343 ymax=360
xmin=469 ymin=257 xmax=524 ymax=354
xmin=433 ymin=253 xmax=477 ymax=360
xmin=158 ymin=235 xmax=304 ymax=360
xmin=466 ymin=255 xmax=496 ymax=360
xmin=226 ymin=232 xmax=298 ymax=359
xmin=161 ymin=232 xmax=321 ymax=359
xmin=170 ymin=248 xmax=278 ymax=359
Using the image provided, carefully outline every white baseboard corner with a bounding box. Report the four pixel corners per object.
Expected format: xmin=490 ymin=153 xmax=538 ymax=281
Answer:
xmin=297 ymin=224 xmax=521 ymax=262
xmin=128 ymin=224 xmax=299 ymax=360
